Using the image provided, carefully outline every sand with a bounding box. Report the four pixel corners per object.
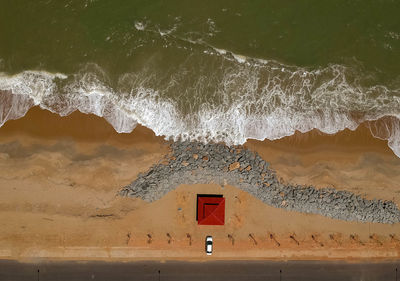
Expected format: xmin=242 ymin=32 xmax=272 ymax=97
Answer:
xmin=0 ymin=107 xmax=399 ymax=261
xmin=246 ymin=126 xmax=400 ymax=205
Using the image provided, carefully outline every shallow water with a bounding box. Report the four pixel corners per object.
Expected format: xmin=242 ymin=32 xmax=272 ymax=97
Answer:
xmin=0 ymin=0 xmax=399 ymax=156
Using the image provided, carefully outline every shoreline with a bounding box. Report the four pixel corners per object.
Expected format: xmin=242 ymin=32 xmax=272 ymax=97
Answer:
xmin=0 ymin=107 xmax=399 ymax=261
xmin=1 ymin=89 xmax=399 ymax=159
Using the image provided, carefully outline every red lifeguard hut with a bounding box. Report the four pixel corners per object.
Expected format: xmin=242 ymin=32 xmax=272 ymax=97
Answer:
xmin=196 ymin=194 xmax=225 ymax=225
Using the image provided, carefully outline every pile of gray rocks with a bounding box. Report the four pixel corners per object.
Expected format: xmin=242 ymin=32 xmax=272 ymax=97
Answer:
xmin=120 ymin=141 xmax=400 ymax=224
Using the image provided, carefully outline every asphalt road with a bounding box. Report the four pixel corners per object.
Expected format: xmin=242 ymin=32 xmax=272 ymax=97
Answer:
xmin=0 ymin=260 xmax=399 ymax=281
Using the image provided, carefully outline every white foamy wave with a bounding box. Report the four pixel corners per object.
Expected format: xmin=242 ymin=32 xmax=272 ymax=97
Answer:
xmin=157 ymin=23 xmax=180 ymax=37
xmin=232 ymin=53 xmax=246 ymax=64
xmin=214 ymin=48 xmax=227 ymax=55
xmin=387 ymin=120 xmax=400 ymax=158
xmin=0 ymin=71 xmax=67 ymax=126
xmin=365 ymin=117 xmax=400 ymax=158
xmin=0 ymin=69 xmax=137 ymax=133
xmin=134 ymin=21 xmax=146 ymax=31
xmin=0 ymin=62 xmax=400 ymax=159
xmin=0 ymin=90 xmax=34 ymax=127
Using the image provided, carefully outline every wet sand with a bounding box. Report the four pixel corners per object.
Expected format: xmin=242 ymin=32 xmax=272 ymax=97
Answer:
xmin=246 ymin=125 xmax=400 ymax=204
xmin=0 ymin=107 xmax=399 ymax=260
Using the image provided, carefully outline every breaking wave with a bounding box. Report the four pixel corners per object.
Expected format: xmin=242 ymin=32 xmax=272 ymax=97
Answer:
xmin=0 ymin=49 xmax=400 ymax=158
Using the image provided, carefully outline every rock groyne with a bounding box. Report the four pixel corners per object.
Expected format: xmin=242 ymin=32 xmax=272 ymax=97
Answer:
xmin=120 ymin=141 xmax=400 ymax=224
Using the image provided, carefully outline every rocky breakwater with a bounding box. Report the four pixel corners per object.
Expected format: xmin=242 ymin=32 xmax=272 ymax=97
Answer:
xmin=120 ymin=141 xmax=400 ymax=224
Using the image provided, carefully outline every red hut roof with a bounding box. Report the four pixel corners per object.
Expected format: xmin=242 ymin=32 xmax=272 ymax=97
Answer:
xmin=197 ymin=195 xmax=225 ymax=225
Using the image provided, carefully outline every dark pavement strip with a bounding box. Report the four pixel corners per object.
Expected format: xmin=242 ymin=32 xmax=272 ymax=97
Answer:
xmin=0 ymin=259 xmax=399 ymax=281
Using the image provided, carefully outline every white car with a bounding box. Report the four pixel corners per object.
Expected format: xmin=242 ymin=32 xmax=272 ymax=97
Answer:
xmin=205 ymin=236 xmax=213 ymax=255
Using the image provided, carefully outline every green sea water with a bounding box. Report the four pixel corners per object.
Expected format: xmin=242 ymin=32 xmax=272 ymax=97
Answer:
xmin=1 ymin=0 xmax=399 ymax=75
xmin=0 ymin=0 xmax=399 ymax=155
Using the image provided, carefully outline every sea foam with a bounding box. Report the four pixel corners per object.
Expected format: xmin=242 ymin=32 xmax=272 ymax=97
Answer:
xmin=0 ymin=56 xmax=399 ymax=158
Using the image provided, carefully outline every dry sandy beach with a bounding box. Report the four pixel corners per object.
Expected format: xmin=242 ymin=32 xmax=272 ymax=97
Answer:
xmin=0 ymin=107 xmax=400 ymax=261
